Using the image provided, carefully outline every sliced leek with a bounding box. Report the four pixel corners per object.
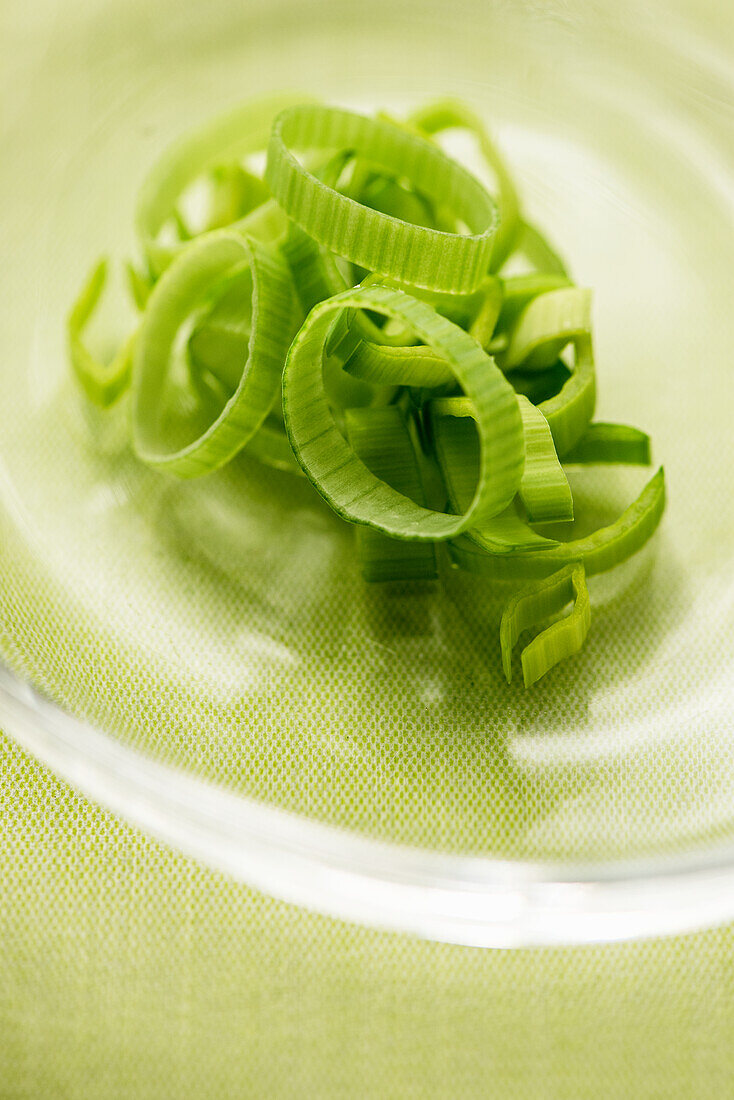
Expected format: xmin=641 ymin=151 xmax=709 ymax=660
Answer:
xmin=343 ymin=340 xmax=455 ymax=389
xmin=497 ymin=287 xmax=592 ymax=372
xmin=344 ymin=406 xmax=438 ymax=581
xmin=132 ymin=232 xmax=297 ymax=477
xmin=449 ymin=467 xmax=666 ymax=580
xmin=266 ymin=104 xmax=499 ymax=293
xmin=428 ymin=406 xmax=558 ymax=554
xmin=500 ymin=564 xmax=591 ymax=686
xmin=515 ymin=396 xmax=574 ymax=523
xmin=564 ymin=422 xmax=651 ymax=466
xmin=538 ymin=334 xmax=597 ymax=457
xmin=67 ymin=258 xmax=135 ymax=408
xmin=515 ymin=219 xmax=569 ymax=277
xmin=429 ymin=395 xmax=573 ymax=526
xmin=282 ymin=283 xmax=523 ymax=540
xmin=69 ymin=94 xmax=665 ymax=688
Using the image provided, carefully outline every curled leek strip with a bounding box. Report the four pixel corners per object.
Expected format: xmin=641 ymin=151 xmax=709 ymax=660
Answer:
xmin=500 ymin=563 xmax=591 ymax=686
xmin=346 ymin=163 xmax=441 ymax=230
xmin=186 ymin=358 xmax=302 ymax=478
xmin=538 ymin=333 xmax=597 ymax=458
xmin=282 ymin=284 xmax=524 ymax=541
xmin=126 ymin=261 xmax=155 ymax=312
xmin=365 ymin=275 xmax=497 ymax=331
xmin=281 ymin=223 xmax=347 ymax=316
xmin=344 ymin=406 xmax=438 ymax=582
xmin=135 ymin=92 xmax=306 ymax=275
xmin=488 ymin=285 xmax=596 ymax=456
xmin=563 ymin=422 xmax=651 ymax=466
xmin=515 ymin=396 xmax=574 ymax=523
xmin=449 ymin=467 xmax=665 ymax=580
xmin=335 ymin=275 xmax=503 ymax=370
xmin=280 ymin=151 xmax=354 ymax=316
xmin=67 ymin=258 xmax=135 ymax=408
xmin=328 ymin=275 xmax=424 ymax=356
xmin=204 ymin=164 xmax=271 ymax=232
xmin=515 ymin=219 xmax=569 ymax=277
xmin=266 ymin=104 xmax=499 ymax=293
xmin=497 ymin=286 xmax=592 ymax=372
xmin=343 ymin=340 xmax=455 ymax=389
xmin=183 ymin=268 xmax=309 ymax=474
xmin=407 ymin=98 xmax=522 ymax=272
xmin=468 ymin=277 xmax=504 ymax=350
xmin=132 ymin=232 xmax=297 ymax=477
xmin=427 ymin=405 xmax=558 ymax=554
xmin=496 ymin=272 xmax=572 ymax=336
xmin=429 ymin=394 xmax=572 ymax=532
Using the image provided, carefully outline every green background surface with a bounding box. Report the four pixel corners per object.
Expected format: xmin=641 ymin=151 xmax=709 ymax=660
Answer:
xmin=2 ymin=729 xmax=734 ymax=1099
xmin=1 ymin=730 xmax=734 ymax=1100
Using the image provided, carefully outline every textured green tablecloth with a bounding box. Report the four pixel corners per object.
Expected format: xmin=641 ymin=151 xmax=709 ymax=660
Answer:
xmin=2 ymin=729 xmax=734 ymax=1099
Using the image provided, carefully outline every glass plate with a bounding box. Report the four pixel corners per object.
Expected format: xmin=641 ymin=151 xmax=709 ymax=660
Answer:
xmin=1 ymin=0 xmax=733 ymax=945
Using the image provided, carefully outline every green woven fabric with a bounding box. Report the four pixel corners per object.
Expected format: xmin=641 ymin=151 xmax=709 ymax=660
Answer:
xmin=2 ymin=730 xmax=734 ymax=1099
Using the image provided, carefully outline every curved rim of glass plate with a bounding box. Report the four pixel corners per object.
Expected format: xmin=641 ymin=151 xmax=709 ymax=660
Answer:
xmin=3 ymin=661 xmax=734 ymax=948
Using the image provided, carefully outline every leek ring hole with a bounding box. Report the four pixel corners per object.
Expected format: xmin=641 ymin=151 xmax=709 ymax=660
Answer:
xmin=186 ymin=263 xmax=255 ymax=405
xmin=510 ymin=359 xmax=572 ymax=403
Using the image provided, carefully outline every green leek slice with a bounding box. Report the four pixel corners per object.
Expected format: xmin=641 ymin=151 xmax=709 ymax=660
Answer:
xmin=500 ymin=564 xmax=591 ymax=686
xmin=266 ymin=104 xmax=499 ymax=293
xmin=449 ymin=467 xmax=665 ymax=580
xmin=467 ymin=276 xmax=505 ymax=350
xmin=429 ymin=393 xmax=572 ymax=527
xmin=187 ymin=263 xmax=254 ymax=391
xmin=538 ymin=335 xmax=597 ymax=457
xmin=126 ymin=261 xmax=155 ymax=312
xmin=337 ymin=274 xmax=503 ymax=373
xmin=241 ymin=420 xmax=303 ymax=476
xmin=368 ymin=275 xmax=497 ymax=331
xmin=344 ymin=406 xmax=438 ymax=581
xmin=515 ymin=396 xmax=574 ymax=523
xmin=281 ymin=224 xmax=347 ymax=315
xmin=497 ymin=272 xmax=573 ymax=335
xmin=427 ymin=406 xmax=558 ymax=554
xmin=282 ymin=284 xmax=523 ymax=540
xmin=343 ymin=340 xmax=455 ymax=389
xmin=67 ymin=258 xmax=135 ymax=408
xmin=563 ymin=422 xmax=651 ymax=466
xmin=132 ymin=232 xmax=297 ymax=477
xmin=186 ymin=351 xmax=302 ymax=478
xmin=204 ymin=164 xmax=271 ymax=232
xmin=408 ymin=98 xmax=521 ymax=272
xmin=346 ymin=165 xmax=440 ymax=230
xmin=515 ymin=219 xmax=569 ymax=276
xmin=497 ymin=286 xmax=592 ymax=372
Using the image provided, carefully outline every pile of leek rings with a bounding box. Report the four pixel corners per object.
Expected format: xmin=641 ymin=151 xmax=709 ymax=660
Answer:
xmin=67 ymin=95 xmax=665 ymax=687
